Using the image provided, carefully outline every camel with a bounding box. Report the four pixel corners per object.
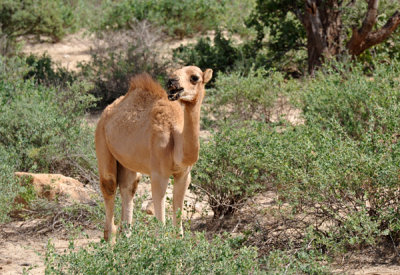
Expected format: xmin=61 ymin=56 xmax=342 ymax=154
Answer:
xmin=95 ymin=66 xmax=213 ymax=242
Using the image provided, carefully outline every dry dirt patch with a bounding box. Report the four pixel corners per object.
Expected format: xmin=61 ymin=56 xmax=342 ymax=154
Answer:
xmin=0 ymin=223 xmax=101 ymax=275
xmin=22 ymin=31 xmax=96 ymax=71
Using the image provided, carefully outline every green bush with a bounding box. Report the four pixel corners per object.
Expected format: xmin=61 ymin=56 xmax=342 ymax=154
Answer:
xmin=173 ymin=32 xmax=241 ymax=79
xmin=194 ymin=60 xmax=400 ymax=259
xmin=0 ymin=146 xmax=21 ymax=223
xmin=62 ymin=0 xmax=105 ymax=31
xmin=216 ymin=0 xmax=257 ymax=37
xmin=25 ymin=54 xmax=76 ymax=88
xmin=208 ymin=68 xmax=285 ymax=121
xmin=172 ymin=32 xmax=278 ymax=78
xmin=0 ymin=55 xmax=98 ymax=222
xmin=98 ymin=0 xmax=256 ymax=38
xmin=260 ymin=123 xmax=399 ymax=253
xmin=301 ymin=62 xmax=400 ymax=140
xmin=0 ymin=55 xmax=30 ymax=82
xmin=254 ymin=62 xmax=400 ymax=254
xmin=192 ymin=69 xmax=294 ymax=218
xmin=263 ymin=247 xmax=329 ymax=274
xmin=193 ymin=122 xmax=270 ymax=218
xmin=98 ymin=0 xmax=224 ymax=38
xmin=0 ymin=56 xmax=96 ymax=182
xmin=45 ymin=203 xmax=260 ymax=274
xmin=0 ymin=0 xmax=74 ymax=47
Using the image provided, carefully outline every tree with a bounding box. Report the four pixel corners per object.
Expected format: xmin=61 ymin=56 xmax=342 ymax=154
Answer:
xmin=0 ymin=0 xmax=74 ymax=55
xmin=249 ymin=0 xmax=400 ymax=74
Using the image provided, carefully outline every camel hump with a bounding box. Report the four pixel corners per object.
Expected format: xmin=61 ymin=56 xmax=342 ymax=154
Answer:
xmin=129 ymin=73 xmax=167 ymax=99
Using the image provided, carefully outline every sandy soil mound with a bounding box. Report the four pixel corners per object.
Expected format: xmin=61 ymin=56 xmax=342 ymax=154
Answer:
xmin=14 ymin=172 xmax=96 ymax=204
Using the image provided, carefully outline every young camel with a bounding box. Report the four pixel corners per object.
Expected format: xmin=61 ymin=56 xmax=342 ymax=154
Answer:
xmin=95 ymin=66 xmax=212 ymax=241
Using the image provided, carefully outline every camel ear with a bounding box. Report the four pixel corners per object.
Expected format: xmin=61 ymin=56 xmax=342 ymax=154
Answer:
xmin=203 ymin=69 xmax=213 ymax=84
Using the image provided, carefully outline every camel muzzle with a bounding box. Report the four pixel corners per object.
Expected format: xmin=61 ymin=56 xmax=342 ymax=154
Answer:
xmin=166 ymin=78 xmax=183 ymax=101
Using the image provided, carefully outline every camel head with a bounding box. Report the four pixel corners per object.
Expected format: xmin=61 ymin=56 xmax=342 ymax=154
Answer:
xmin=166 ymin=66 xmax=213 ymax=102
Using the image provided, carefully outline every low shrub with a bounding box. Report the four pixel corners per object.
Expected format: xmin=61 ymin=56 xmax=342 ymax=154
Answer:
xmin=63 ymin=0 xmax=106 ymax=31
xmin=208 ymin=68 xmax=289 ymax=122
xmin=0 ymin=55 xmax=98 ymax=223
xmin=253 ymin=61 xmax=400 ymax=255
xmin=300 ymin=62 xmax=400 ymax=140
xmin=0 ymin=55 xmax=30 ymax=82
xmin=173 ymin=32 xmax=241 ymax=80
xmin=260 ymin=123 xmax=400 ymax=253
xmin=172 ymin=31 xmax=282 ymax=79
xmin=45 ymin=202 xmax=260 ymax=274
xmin=0 ymin=147 xmax=21 ymax=223
xmin=0 ymin=0 xmax=74 ymax=55
xmin=194 ymin=60 xmax=400 ymax=260
xmin=216 ymin=0 xmax=257 ymax=37
xmin=98 ymin=0 xmax=256 ymax=38
xmin=0 ymin=56 xmax=97 ymax=183
xmin=25 ymin=54 xmax=76 ymax=88
xmin=263 ymin=247 xmax=329 ymax=274
xmin=98 ymin=0 xmax=224 ymax=38
xmin=193 ymin=122 xmax=271 ymax=218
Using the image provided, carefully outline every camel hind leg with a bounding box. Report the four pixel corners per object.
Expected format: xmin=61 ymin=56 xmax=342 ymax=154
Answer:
xmin=118 ymin=163 xmax=141 ymax=232
xmin=96 ymin=128 xmax=118 ymax=242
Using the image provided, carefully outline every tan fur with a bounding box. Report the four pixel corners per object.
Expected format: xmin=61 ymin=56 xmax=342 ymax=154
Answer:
xmin=95 ymin=66 xmax=212 ymax=242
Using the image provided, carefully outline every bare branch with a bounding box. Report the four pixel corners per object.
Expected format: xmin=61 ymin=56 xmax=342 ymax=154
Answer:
xmin=360 ymin=0 xmax=379 ymax=37
xmin=347 ymin=0 xmax=379 ymax=53
xmin=361 ymin=11 xmax=400 ymax=51
xmin=348 ymin=8 xmax=400 ymax=55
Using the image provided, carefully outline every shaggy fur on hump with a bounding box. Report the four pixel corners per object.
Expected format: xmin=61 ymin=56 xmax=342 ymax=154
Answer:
xmin=128 ymin=73 xmax=167 ymax=99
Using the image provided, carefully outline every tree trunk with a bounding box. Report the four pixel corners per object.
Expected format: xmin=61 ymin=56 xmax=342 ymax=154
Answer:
xmin=302 ymin=0 xmax=342 ymax=75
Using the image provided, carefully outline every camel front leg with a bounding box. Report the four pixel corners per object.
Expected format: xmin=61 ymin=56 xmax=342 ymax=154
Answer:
xmin=173 ymin=169 xmax=191 ymax=235
xmin=150 ymin=172 xmax=169 ymax=224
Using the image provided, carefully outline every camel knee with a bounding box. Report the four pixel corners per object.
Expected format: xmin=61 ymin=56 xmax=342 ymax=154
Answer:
xmin=100 ymin=177 xmax=117 ymax=198
xmin=119 ymin=172 xmax=142 ymax=196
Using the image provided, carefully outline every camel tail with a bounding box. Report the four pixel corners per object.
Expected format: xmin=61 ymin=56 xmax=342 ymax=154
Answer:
xmin=128 ymin=73 xmax=167 ymax=99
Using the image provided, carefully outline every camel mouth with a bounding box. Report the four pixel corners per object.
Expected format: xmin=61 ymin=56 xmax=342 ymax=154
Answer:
xmin=167 ymin=87 xmax=184 ymax=101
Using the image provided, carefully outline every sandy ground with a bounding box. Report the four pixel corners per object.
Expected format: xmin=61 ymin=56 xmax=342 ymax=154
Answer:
xmin=22 ymin=31 xmax=95 ymax=71
xmin=0 ymin=223 xmax=101 ymax=274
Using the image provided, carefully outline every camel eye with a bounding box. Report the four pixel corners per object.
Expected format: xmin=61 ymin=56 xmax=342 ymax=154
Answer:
xmin=190 ymin=75 xmax=199 ymax=83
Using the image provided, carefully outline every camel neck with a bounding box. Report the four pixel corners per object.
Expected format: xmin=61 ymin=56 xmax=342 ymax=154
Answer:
xmin=179 ymin=94 xmax=203 ymax=166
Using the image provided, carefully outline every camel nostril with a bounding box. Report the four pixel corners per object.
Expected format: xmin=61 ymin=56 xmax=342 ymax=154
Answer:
xmin=167 ymin=79 xmax=172 ymax=87
xmin=167 ymin=78 xmax=178 ymax=89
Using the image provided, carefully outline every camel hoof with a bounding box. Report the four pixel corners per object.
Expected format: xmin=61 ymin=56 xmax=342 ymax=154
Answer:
xmin=145 ymin=201 xmax=154 ymax=215
xmin=104 ymin=225 xmax=117 ymax=243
